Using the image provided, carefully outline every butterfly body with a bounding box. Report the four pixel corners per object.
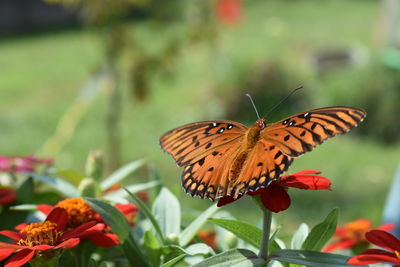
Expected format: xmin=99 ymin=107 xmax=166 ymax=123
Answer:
xmin=160 ymin=106 xmax=366 ymax=200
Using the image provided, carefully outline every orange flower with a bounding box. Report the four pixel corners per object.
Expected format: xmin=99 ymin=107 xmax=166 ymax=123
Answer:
xmin=37 ymin=197 xmax=138 ymax=228
xmin=0 ymin=208 xmax=118 ymax=267
xmin=197 ymin=229 xmax=217 ymax=250
xmin=324 ymin=219 xmax=395 ymax=252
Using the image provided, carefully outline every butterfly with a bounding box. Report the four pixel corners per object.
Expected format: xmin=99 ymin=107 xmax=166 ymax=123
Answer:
xmin=160 ymin=106 xmax=366 ymax=200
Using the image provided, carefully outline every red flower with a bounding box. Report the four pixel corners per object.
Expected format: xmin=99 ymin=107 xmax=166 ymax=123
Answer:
xmin=215 ymin=0 xmax=242 ymax=25
xmin=324 ymin=219 xmax=394 ymax=252
xmin=0 ymin=155 xmax=52 ymax=174
xmin=217 ymin=170 xmax=331 ymax=212
xmin=0 ymin=207 xmax=118 ymax=267
xmin=0 ymin=188 xmax=16 ymax=206
xmin=37 ymin=198 xmax=138 ymax=228
xmin=347 ymin=229 xmax=400 ymax=266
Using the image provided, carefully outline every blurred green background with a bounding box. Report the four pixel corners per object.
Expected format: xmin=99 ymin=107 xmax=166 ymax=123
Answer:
xmin=1 ymin=0 xmax=400 ymax=232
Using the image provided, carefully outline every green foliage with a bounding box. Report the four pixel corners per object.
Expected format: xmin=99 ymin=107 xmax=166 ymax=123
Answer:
xmin=209 ymin=218 xmax=262 ymax=248
xmin=301 ymin=208 xmax=338 ymax=251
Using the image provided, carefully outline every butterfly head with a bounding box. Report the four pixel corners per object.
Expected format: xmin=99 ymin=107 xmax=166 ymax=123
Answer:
xmin=254 ymin=118 xmax=267 ymax=129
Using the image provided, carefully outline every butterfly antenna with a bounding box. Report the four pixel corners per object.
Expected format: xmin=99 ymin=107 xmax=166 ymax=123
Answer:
xmin=245 ymin=93 xmax=261 ymax=119
xmin=264 ymin=85 xmax=303 ymax=118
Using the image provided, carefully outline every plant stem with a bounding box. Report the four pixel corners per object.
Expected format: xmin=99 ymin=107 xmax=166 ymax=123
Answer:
xmin=259 ymin=207 xmax=272 ymax=260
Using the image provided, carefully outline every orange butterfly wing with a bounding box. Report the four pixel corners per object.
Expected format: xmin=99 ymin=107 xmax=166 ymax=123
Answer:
xmin=231 ymin=106 xmax=366 ymax=197
xmin=160 ymin=106 xmax=366 ymax=200
xmin=160 ymin=121 xmax=247 ymax=198
xmin=261 ymin=106 xmax=366 ymax=157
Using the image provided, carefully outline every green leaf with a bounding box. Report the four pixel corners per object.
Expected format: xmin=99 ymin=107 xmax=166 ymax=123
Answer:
xmin=161 ymin=254 xmax=186 ymax=267
xmin=185 ymin=243 xmax=214 ymax=255
xmin=103 ymin=181 xmax=159 ymax=202
xmin=193 ymin=248 xmax=265 ymax=267
xmin=144 ymin=230 xmax=161 ymax=267
xmin=291 ymin=223 xmax=309 ymax=249
xmin=209 ymin=218 xmax=261 ymax=248
xmin=84 ymin=198 xmax=129 ymax=241
xmin=301 ymin=208 xmax=338 ymax=251
xmin=179 ymin=203 xmax=219 ymax=246
xmin=152 ymin=187 xmax=181 ymax=237
xmin=16 ymin=177 xmax=34 ymax=203
xmin=122 ymin=233 xmax=151 ymax=267
xmin=9 ymin=204 xmax=37 ymax=211
xmin=27 ymin=172 xmax=79 ymax=197
xmin=125 ymin=188 xmax=165 ymax=243
xmin=100 ymin=159 xmax=146 ymax=190
xmin=269 ymin=249 xmax=363 ymax=267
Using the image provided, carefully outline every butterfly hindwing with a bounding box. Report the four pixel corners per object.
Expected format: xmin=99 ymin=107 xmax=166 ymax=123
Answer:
xmin=262 ymin=106 xmax=366 ymax=157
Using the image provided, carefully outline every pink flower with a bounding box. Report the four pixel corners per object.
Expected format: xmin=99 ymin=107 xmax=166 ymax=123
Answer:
xmin=0 ymin=155 xmax=52 ymax=174
xmin=218 ymin=170 xmax=331 ymax=212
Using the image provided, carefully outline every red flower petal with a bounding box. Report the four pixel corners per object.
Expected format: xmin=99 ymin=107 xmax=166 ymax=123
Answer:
xmin=36 ymin=204 xmax=53 ymax=216
xmin=215 ymin=0 xmax=242 ymax=25
xmin=31 ymin=245 xmax=54 ymax=251
xmin=4 ymin=249 xmax=34 ymax=267
xmin=55 ymin=238 xmax=80 ymax=249
xmin=378 ymin=223 xmax=396 ymax=232
xmin=217 ymin=195 xmax=242 ymax=207
xmin=115 ymin=203 xmax=137 ymax=215
xmin=62 ymin=221 xmax=99 ymax=240
xmin=291 ymin=170 xmax=321 ymax=176
xmin=0 ymin=248 xmax=15 ymax=261
xmin=347 ymin=249 xmax=400 ymax=265
xmin=0 ymin=231 xmax=23 ymax=241
xmin=279 ymin=174 xmax=331 ymax=190
xmin=45 ymin=207 xmax=68 ymax=231
xmin=0 ymin=188 xmax=16 ymax=206
xmin=0 ymin=242 xmax=28 ymax=250
xmin=81 ymin=232 xmax=120 ymax=247
xmin=365 ymin=230 xmax=400 ymax=252
xmin=260 ymin=183 xmax=291 ymax=213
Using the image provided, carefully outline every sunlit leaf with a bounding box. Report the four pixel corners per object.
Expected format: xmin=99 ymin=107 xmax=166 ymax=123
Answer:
xmin=179 ymin=203 xmax=219 ymax=246
xmin=209 ymin=218 xmax=261 ymax=248
xmin=27 ymin=172 xmax=79 ymax=197
xmin=301 ymin=208 xmax=338 ymax=251
xmin=193 ymin=248 xmax=264 ymax=267
xmin=125 ymin=188 xmax=165 ymax=243
xmin=100 ymin=159 xmax=146 ymax=190
xmin=291 ymin=223 xmax=309 ymax=249
xmin=161 ymin=254 xmax=186 ymax=267
xmin=152 ymin=187 xmax=181 ymax=237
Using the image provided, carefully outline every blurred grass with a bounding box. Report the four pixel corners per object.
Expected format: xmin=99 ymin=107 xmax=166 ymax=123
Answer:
xmin=0 ymin=0 xmax=399 ymax=232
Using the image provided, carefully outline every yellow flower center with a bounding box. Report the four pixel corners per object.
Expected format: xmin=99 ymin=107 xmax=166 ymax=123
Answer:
xmin=56 ymin=198 xmax=96 ymax=227
xmin=395 ymin=250 xmax=400 ymax=259
xmin=17 ymin=221 xmax=62 ymax=247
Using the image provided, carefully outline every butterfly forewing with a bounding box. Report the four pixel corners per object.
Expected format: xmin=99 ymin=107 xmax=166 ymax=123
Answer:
xmin=160 ymin=120 xmax=247 ymax=167
xmin=261 ymin=106 xmax=366 ymax=157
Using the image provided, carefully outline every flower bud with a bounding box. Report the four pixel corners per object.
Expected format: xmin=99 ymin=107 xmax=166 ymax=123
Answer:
xmin=85 ymin=150 xmax=104 ymax=181
xmin=78 ymin=177 xmax=99 ymax=197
